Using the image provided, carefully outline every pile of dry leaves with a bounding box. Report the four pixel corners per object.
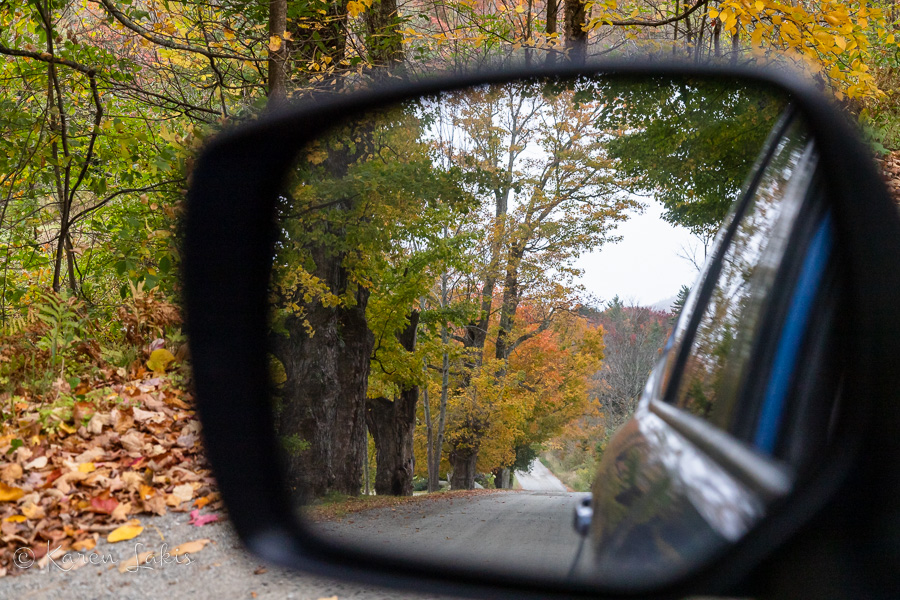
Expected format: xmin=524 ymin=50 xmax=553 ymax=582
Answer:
xmin=878 ymin=150 xmax=900 ymax=205
xmin=0 ymin=367 xmax=220 ymax=577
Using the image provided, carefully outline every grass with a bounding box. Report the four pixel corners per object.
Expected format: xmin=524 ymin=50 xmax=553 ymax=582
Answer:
xmin=303 ymin=488 xmax=504 ymax=521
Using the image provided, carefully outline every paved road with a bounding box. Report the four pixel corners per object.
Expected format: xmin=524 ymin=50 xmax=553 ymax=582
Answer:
xmin=514 ymin=460 xmax=568 ymax=492
xmin=311 ymin=489 xmax=586 ymax=581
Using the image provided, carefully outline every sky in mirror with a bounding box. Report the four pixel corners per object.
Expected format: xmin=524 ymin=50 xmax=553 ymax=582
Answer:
xmin=267 ymin=75 xmax=788 ymax=587
xmin=576 ymin=202 xmax=697 ymax=307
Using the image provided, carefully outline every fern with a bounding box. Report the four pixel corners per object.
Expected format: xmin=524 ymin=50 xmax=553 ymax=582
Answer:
xmin=34 ymin=292 xmax=83 ymax=372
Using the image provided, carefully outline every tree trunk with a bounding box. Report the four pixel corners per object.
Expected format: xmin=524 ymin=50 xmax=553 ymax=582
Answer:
xmin=449 ymin=447 xmax=478 ymax=490
xmin=429 ymin=343 xmax=450 ymax=492
xmin=364 ymin=0 xmax=404 ymax=67
xmin=365 ymin=311 xmax=419 ymax=496
xmin=492 ymin=467 xmax=511 ymax=489
xmin=564 ymin=0 xmax=587 ymax=63
xmin=267 ymin=0 xmax=288 ymax=107
xmin=546 ymin=0 xmax=559 ymax=65
xmin=366 ymin=393 xmax=416 ymax=496
xmin=274 ymin=264 xmax=372 ymax=498
xmin=494 ymin=243 xmax=525 ymax=363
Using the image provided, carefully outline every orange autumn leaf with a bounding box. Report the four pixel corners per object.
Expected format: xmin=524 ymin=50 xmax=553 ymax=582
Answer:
xmin=72 ymin=538 xmax=97 ymax=552
xmin=139 ymin=484 xmax=155 ymax=500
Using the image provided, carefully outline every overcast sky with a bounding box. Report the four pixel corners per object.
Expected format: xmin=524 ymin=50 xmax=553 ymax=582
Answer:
xmin=575 ymin=202 xmax=702 ymax=308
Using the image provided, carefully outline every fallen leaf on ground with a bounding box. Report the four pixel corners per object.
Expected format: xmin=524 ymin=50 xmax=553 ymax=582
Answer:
xmin=21 ymin=501 xmax=44 ymax=520
xmin=23 ymin=456 xmax=46 ymax=470
xmin=171 ymin=483 xmax=194 ymax=504
xmin=91 ymin=494 xmax=119 ymax=514
xmin=188 ymin=509 xmax=219 ymax=527
xmin=72 ymin=538 xmax=97 ymax=552
xmin=0 ymin=463 xmax=23 ymax=483
xmin=111 ymin=501 xmax=132 ymax=521
xmin=118 ymin=550 xmax=155 ymax=573
xmin=147 ymin=349 xmax=175 ymax=374
xmin=253 ymin=565 xmax=267 ymax=575
xmin=0 ymin=483 xmax=24 ymax=502
xmin=108 ymin=520 xmax=143 ymax=542
xmin=171 ymin=538 xmax=211 ymax=557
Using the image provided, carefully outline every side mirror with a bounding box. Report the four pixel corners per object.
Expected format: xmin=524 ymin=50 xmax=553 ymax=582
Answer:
xmin=183 ymin=62 xmax=900 ymax=599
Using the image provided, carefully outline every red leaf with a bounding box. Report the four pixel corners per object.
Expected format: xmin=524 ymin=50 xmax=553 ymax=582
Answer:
xmin=188 ymin=509 xmax=219 ymax=527
xmin=91 ymin=494 xmax=119 ymax=515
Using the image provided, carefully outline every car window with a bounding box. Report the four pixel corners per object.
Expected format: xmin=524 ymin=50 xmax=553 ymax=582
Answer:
xmin=666 ymin=117 xmax=815 ymax=432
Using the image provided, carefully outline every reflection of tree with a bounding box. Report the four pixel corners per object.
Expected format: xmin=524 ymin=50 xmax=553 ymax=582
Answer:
xmin=590 ymin=299 xmax=671 ymax=441
xmin=673 ymin=119 xmax=811 ymax=423
xmin=271 ymin=103 xmax=472 ymax=496
xmin=431 ymin=79 xmax=635 ymax=488
xmin=596 ymin=77 xmax=787 ymax=240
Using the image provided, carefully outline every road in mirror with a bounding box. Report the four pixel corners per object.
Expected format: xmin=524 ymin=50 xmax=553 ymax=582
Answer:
xmin=266 ymin=75 xmax=790 ymax=586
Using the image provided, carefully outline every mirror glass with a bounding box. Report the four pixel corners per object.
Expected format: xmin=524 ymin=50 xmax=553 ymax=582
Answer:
xmin=266 ymin=75 xmax=797 ymax=587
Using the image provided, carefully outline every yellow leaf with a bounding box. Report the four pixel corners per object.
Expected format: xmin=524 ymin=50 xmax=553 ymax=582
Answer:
xmin=5 ymin=515 xmax=26 ymax=523
xmin=147 ymin=349 xmax=175 ymax=374
xmin=108 ymin=522 xmax=144 ymax=543
xmin=21 ymin=501 xmax=44 ymax=519
xmin=754 ymin=0 xmax=763 ymax=12
xmin=709 ymin=8 xmax=719 ymax=18
xmin=78 ymin=462 xmax=96 ymax=473
xmin=347 ymin=0 xmax=365 ymax=17
xmin=267 ymin=36 xmax=282 ymax=52
xmin=0 ymin=482 xmax=24 ymax=502
xmin=59 ymin=423 xmax=76 ymax=434
xmin=515 ymin=4 xmax=525 ymax=13
xmin=750 ymin=27 xmax=764 ymax=47
xmin=171 ymin=538 xmax=212 ymax=557
xmin=781 ymin=20 xmax=800 ymax=39
xmin=834 ymin=35 xmax=846 ymax=51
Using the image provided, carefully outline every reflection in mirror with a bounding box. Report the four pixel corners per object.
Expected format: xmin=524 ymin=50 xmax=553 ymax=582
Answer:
xmin=266 ymin=75 xmax=792 ymax=587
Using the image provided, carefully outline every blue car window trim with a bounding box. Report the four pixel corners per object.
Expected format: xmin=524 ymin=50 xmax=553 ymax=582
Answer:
xmin=754 ymin=211 xmax=834 ymax=453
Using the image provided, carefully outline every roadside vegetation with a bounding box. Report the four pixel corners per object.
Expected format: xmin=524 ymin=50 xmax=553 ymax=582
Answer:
xmin=3 ymin=0 xmax=900 ymax=578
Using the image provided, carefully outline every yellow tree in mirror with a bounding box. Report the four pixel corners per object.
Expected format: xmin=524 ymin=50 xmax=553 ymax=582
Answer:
xmin=264 ymin=74 xmax=794 ymax=583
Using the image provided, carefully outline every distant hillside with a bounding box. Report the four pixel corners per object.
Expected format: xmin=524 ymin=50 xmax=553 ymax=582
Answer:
xmin=649 ymin=295 xmax=677 ymax=313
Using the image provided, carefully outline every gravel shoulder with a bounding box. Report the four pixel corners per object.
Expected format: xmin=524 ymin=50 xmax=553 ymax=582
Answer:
xmin=0 ymin=510 xmax=460 ymax=600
